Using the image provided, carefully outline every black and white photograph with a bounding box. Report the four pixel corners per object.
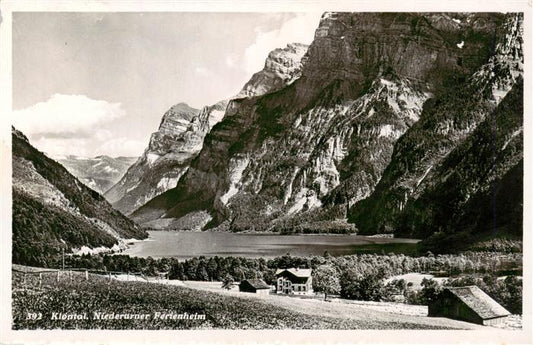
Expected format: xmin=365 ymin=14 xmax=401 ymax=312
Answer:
xmin=0 ymin=1 xmax=531 ymax=344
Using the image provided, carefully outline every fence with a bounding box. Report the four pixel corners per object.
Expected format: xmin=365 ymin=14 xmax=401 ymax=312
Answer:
xmin=12 ymin=267 xmax=171 ymax=288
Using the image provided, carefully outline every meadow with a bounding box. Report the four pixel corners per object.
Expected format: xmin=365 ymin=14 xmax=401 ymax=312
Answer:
xmin=13 ymin=268 xmax=464 ymax=330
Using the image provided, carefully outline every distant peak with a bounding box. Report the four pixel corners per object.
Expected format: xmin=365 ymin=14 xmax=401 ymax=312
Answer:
xmin=157 ymin=102 xmax=201 ymax=133
xmin=268 ymin=43 xmax=309 ymax=58
xmin=287 ymin=42 xmax=309 ymax=49
xmin=236 ymin=43 xmax=309 ymax=99
xmin=168 ymin=102 xmax=199 ymax=113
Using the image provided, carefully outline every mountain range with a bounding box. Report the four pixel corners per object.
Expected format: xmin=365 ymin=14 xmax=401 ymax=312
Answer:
xmin=14 ymin=12 xmax=523 ymax=254
xmin=123 ymin=12 xmax=522 ymax=252
xmin=56 ymin=155 xmax=137 ymax=194
xmin=104 ymin=42 xmax=309 ymax=221
xmin=12 ymin=128 xmax=147 ymax=266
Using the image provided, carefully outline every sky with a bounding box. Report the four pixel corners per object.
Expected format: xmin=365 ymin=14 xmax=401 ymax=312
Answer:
xmin=12 ymin=12 xmax=322 ymax=158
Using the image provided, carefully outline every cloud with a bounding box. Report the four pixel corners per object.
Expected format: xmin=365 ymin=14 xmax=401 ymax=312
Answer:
xmin=12 ymin=94 xmax=125 ymax=137
xmin=95 ymin=137 xmax=146 ymax=157
xmin=243 ymin=12 xmax=321 ymax=75
xmin=195 ymin=66 xmax=209 ymax=77
xmin=31 ymin=135 xmax=146 ymax=158
xmin=225 ymin=55 xmax=236 ymax=68
xmin=30 ymin=136 xmax=96 ymax=158
xmin=11 ymin=94 xmax=144 ymax=157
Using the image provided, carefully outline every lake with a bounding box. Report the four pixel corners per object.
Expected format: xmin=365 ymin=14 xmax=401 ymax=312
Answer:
xmin=122 ymin=231 xmax=420 ymax=259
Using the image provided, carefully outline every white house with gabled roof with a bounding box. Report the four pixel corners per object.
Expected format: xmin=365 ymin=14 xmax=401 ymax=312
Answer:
xmin=275 ymin=268 xmax=313 ymax=295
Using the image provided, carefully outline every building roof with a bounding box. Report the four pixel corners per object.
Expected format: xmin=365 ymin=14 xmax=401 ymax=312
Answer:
xmin=275 ymin=268 xmax=312 ymax=278
xmin=445 ymin=286 xmax=510 ymax=320
xmin=241 ymin=279 xmax=270 ymax=289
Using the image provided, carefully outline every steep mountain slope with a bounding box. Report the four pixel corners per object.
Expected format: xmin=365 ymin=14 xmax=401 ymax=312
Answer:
xmin=132 ymin=12 xmax=518 ymax=236
xmin=349 ymin=13 xmax=523 ymax=248
xmin=236 ymin=43 xmax=308 ymax=98
xmin=57 ymin=155 xmax=137 ymax=194
xmin=411 ymin=111 xmax=522 ymax=252
xmin=367 ymin=79 xmax=523 ymax=252
xmin=105 ymin=103 xmax=204 ymax=214
xmin=106 ymin=43 xmax=309 ymax=217
xmin=12 ymin=128 xmax=147 ymax=266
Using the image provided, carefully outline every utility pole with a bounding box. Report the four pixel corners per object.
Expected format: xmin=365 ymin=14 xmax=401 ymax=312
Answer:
xmin=61 ymin=247 xmax=65 ymax=271
xmin=344 ymin=185 xmax=350 ymax=218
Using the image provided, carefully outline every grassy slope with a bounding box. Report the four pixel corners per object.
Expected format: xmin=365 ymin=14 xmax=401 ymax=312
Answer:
xmin=12 ymin=129 xmax=148 ymax=266
xmin=12 ymin=129 xmax=146 ymax=240
xmin=12 ymin=190 xmax=118 ymax=266
xmin=12 ymin=268 xmax=480 ymax=330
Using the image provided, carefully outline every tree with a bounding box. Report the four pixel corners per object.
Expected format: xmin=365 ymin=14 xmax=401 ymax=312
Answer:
xmin=221 ymin=274 xmax=234 ymax=290
xmin=313 ymin=264 xmax=341 ymax=301
xmin=196 ymin=263 xmax=209 ymax=281
xmin=340 ymin=268 xmax=386 ymax=301
xmin=420 ymin=278 xmax=442 ymax=304
xmin=169 ymin=262 xmax=184 ymax=280
xmin=207 ymin=258 xmax=219 ymax=281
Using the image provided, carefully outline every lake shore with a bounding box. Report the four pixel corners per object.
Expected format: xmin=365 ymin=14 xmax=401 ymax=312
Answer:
xmin=120 ymin=231 xmax=421 ymax=259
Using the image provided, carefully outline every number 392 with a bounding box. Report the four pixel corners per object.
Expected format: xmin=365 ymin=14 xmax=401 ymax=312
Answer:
xmin=25 ymin=312 xmax=43 ymax=320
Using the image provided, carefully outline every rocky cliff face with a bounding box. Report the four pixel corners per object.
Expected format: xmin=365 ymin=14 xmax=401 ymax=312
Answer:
xmin=396 ymin=79 xmax=523 ymax=252
xmin=237 ymin=43 xmax=309 ymax=98
xmin=349 ymin=13 xmax=523 ymax=250
xmin=12 ymin=128 xmax=147 ymax=266
xmin=57 ymin=155 xmax=137 ymax=194
xmin=132 ymin=12 xmax=522 ymax=246
xmin=105 ymin=102 xmax=221 ymax=214
xmin=106 ymin=44 xmax=310 ymax=217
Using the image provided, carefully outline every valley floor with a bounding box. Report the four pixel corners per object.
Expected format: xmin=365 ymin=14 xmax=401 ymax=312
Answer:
xmin=116 ymin=275 xmax=522 ymax=330
xmin=11 ymin=265 xmax=488 ymax=330
xmin=13 ymin=265 xmax=522 ymax=330
xmin=167 ymin=280 xmax=490 ymax=330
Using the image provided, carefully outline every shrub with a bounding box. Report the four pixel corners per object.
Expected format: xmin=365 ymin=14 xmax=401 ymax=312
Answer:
xmin=312 ymin=264 xmax=341 ymax=300
xmin=444 ymin=274 xmax=522 ymax=314
xmin=340 ymin=268 xmax=386 ymax=301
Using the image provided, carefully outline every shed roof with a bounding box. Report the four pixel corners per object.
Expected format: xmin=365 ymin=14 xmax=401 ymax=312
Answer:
xmin=275 ymin=268 xmax=312 ymax=278
xmin=241 ymin=279 xmax=270 ymax=289
xmin=446 ymin=286 xmax=510 ymax=319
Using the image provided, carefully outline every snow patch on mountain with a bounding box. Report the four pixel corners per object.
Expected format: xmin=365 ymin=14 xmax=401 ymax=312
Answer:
xmin=156 ymin=175 xmax=182 ymax=191
xmin=103 ymin=166 xmax=119 ymax=174
xmin=57 ymin=155 xmax=137 ymax=194
xmin=379 ymin=124 xmax=402 ymax=139
xmin=146 ymin=153 xmax=159 ymax=166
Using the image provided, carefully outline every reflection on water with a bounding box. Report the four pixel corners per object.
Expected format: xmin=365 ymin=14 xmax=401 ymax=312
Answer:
xmin=122 ymin=231 xmax=420 ymax=259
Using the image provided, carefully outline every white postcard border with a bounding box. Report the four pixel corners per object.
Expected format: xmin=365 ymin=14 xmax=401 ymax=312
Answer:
xmin=0 ymin=1 xmax=531 ymax=344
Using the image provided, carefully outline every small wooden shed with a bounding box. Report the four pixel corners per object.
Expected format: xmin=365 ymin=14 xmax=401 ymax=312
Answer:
xmin=428 ymin=286 xmax=510 ymax=326
xmin=239 ymin=279 xmax=271 ymax=295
